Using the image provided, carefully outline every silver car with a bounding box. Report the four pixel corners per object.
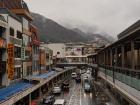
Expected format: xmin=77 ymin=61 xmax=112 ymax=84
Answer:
xmin=53 ymin=86 xmax=61 ymax=94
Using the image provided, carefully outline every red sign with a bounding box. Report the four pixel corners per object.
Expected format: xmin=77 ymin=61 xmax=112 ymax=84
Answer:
xmin=7 ymin=44 xmax=14 ymax=80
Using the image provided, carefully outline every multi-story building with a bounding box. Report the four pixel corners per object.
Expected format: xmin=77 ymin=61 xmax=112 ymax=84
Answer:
xmin=40 ymin=43 xmax=54 ymax=72
xmin=0 ymin=0 xmax=41 ymax=77
xmin=0 ymin=15 xmax=7 ymax=87
xmin=47 ymin=43 xmax=66 ymax=63
xmin=65 ymin=43 xmax=87 ymax=63
xmin=0 ymin=8 xmax=23 ymax=85
xmin=30 ymin=24 xmax=40 ymax=75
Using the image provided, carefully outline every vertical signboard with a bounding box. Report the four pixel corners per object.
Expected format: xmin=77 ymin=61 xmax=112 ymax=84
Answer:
xmin=7 ymin=44 xmax=14 ymax=80
xmin=21 ymin=47 xmax=25 ymax=60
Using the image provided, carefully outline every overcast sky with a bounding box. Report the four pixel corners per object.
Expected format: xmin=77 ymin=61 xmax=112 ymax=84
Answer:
xmin=26 ymin=0 xmax=140 ymax=38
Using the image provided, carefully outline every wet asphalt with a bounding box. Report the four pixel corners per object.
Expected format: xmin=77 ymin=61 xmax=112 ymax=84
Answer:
xmin=54 ymin=78 xmax=113 ymax=105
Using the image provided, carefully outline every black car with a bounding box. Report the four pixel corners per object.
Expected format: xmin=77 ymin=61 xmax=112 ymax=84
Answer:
xmin=62 ymin=80 xmax=69 ymax=91
xmin=42 ymin=95 xmax=55 ymax=105
xmin=75 ymin=76 xmax=81 ymax=83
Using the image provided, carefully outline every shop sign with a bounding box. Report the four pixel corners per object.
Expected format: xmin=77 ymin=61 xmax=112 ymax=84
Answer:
xmin=7 ymin=44 xmax=14 ymax=80
xmin=21 ymin=47 xmax=25 ymax=60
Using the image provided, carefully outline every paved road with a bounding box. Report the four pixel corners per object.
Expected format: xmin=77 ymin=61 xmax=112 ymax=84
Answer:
xmin=55 ymin=79 xmax=97 ymax=105
xmin=54 ymin=79 xmax=116 ymax=105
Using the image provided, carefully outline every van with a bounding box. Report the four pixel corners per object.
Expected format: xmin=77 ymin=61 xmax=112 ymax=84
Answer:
xmin=54 ymin=99 xmax=66 ymax=105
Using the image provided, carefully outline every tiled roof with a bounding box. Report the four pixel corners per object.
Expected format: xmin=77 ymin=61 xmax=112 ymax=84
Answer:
xmin=0 ymin=0 xmax=29 ymax=12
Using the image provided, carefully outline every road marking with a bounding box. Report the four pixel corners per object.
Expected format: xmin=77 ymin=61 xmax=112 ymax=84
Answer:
xmin=80 ymin=88 xmax=81 ymax=105
xmin=68 ymin=83 xmax=81 ymax=105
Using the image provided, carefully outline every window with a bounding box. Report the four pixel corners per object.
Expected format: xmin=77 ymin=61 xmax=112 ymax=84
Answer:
xmin=14 ymin=67 xmax=21 ymax=79
xmin=14 ymin=46 xmax=21 ymax=58
xmin=10 ymin=27 xmax=14 ymax=36
xmin=17 ymin=31 xmax=22 ymax=39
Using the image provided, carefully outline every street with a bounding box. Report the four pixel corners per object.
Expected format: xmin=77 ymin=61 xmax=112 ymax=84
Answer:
xmin=54 ymin=78 xmax=114 ymax=105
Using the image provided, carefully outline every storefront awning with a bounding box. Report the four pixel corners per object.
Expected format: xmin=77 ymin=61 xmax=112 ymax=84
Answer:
xmin=0 ymin=82 xmax=33 ymax=102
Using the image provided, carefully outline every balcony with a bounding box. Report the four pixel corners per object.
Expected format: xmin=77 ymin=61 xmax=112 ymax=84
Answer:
xmin=11 ymin=9 xmax=33 ymax=21
xmin=14 ymin=60 xmax=22 ymax=66
xmin=0 ymin=61 xmax=6 ymax=73
xmin=9 ymin=37 xmax=22 ymax=46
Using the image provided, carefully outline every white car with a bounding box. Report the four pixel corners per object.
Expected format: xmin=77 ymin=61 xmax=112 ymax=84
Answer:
xmin=54 ymin=99 xmax=66 ymax=105
xmin=53 ymin=86 xmax=61 ymax=94
xmin=86 ymin=70 xmax=91 ymax=75
xmin=71 ymin=72 xmax=77 ymax=79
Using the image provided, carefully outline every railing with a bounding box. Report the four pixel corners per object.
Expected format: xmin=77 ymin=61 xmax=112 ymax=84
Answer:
xmin=99 ymin=64 xmax=140 ymax=91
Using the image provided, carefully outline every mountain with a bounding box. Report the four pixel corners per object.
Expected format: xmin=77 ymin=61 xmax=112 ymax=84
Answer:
xmin=32 ymin=13 xmax=87 ymax=43
xmin=32 ymin=13 xmax=114 ymax=45
xmin=72 ymin=28 xmax=115 ymax=45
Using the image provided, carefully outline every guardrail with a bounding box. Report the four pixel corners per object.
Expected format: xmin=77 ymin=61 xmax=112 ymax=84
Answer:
xmin=99 ymin=64 xmax=140 ymax=91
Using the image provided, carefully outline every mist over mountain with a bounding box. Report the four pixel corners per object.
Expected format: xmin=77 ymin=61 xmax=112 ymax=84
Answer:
xmin=32 ymin=13 xmax=87 ymax=43
xmin=32 ymin=13 xmax=114 ymax=45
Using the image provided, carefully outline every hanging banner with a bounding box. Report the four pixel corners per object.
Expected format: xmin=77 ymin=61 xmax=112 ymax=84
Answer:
xmin=7 ymin=44 xmax=14 ymax=80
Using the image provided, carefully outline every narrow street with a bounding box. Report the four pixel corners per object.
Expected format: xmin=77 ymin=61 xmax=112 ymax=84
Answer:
xmin=54 ymin=78 xmax=114 ymax=105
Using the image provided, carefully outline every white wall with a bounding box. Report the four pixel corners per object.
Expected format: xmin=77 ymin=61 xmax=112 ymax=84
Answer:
xmin=47 ymin=43 xmax=66 ymax=58
xmin=8 ymin=16 xmax=22 ymax=37
xmin=66 ymin=45 xmax=83 ymax=56
xmin=22 ymin=17 xmax=29 ymax=30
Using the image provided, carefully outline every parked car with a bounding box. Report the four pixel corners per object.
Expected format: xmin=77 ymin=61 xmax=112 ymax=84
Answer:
xmin=54 ymin=99 xmax=66 ymax=105
xmin=53 ymin=86 xmax=61 ymax=94
xmin=42 ymin=95 xmax=55 ymax=105
xmin=71 ymin=72 xmax=77 ymax=79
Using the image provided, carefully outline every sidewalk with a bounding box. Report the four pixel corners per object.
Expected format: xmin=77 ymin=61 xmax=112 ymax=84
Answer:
xmin=94 ymin=80 xmax=120 ymax=105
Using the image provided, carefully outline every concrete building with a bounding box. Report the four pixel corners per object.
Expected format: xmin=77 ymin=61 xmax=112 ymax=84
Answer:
xmin=30 ymin=24 xmax=40 ymax=75
xmin=0 ymin=8 xmax=23 ymax=86
xmin=47 ymin=43 xmax=66 ymax=63
xmin=0 ymin=15 xmax=7 ymax=87
xmin=65 ymin=43 xmax=87 ymax=63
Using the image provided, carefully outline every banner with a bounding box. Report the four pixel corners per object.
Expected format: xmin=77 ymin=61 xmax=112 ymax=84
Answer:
xmin=7 ymin=44 xmax=14 ymax=80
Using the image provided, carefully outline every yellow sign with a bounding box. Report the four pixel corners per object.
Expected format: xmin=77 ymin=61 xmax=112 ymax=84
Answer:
xmin=7 ymin=44 xmax=14 ymax=80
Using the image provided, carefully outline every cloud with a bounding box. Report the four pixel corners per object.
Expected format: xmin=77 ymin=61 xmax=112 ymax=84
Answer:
xmin=26 ymin=0 xmax=140 ymax=38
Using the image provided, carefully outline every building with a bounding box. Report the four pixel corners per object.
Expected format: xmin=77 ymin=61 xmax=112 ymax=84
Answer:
xmin=90 ymin=20 xmax=140 ymax=105
xmin=0 ymin=8 xmax=23 ymax=86
xmin=65 ymin=43 xmax=87 ymax=63
xmin=30 ymin=24 xmax=40 ymax=75
xmin=39 ymin=44 xmax=53 ymax=73
xmin=0 ymin=15 xmax=7 ymax=87
xmin=47 ymin=43 xmax=66 ymax=63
